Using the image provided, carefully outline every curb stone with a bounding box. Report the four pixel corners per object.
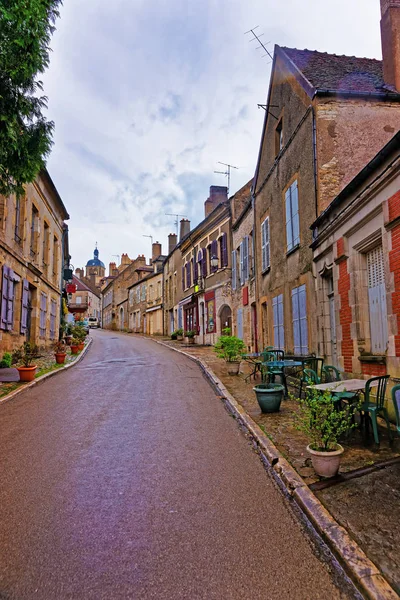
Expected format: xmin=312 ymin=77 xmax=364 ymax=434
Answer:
xmin=0 ymin=337 xmax=93 ymax=406
xmin=153 ymin=338 xmax=399 ymax=600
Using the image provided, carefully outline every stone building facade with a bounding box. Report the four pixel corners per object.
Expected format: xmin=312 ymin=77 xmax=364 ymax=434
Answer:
xmin=253 ymin=2 xmax=400 ymax=354
xmin=0 ymin=170 xmax=69 ymax=352
xmin=179 ymin=186 xmax=232 ymax=345
xmin=312 ymin=133 xmax=400 ymax=383
xmin=230 ymin=180 xmax=257 ymax=351
xmin=68 ymin=274 xmax=101 ymax=322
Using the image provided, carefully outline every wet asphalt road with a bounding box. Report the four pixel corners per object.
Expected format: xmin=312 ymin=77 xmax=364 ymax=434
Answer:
xmin=0 ymin=330 xmax=353 ymax=599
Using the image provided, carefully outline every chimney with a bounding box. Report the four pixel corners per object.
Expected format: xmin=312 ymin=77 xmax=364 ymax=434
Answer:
xmin=121 ymin=253 xmax=131 ymax=266
xmin=381 ymin=0 xmax=400 ymax=91
xmin=75 ymin=267 xmax=84 ymax=279
xmin=136 ymin=254 xmax=146 ymax=266
xmin=168 ymin=233 xmax=177 ymax=254
xmin=179 ymin=219 xmax=191 ymax=241
xmin=205 ymin=185 xmax=228 ymax=217
xmin=152 ymin=241 xmax=162 ymax=262
xmin=109 ymin=261 xmax=116 ymax=277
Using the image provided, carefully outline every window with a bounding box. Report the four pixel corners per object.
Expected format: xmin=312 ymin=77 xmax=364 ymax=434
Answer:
xmin=15 ymin=196 xmax=23 ymax=244
xmin=261 ymin=217 xmax=270 ymax=271
xmin=367 ymin=246 xmax=388 ymax=353
xmin=141 ymin=284 xmax=146 ymax=301
xmin=292 ymin=285 xmax=308 ymax=355
xmin=30 ymin=205 xmax=39 ymax=258
xmin=231 ymin=250 xmax=237 ymax=290
xmin=50 ymin=299 xmax=57 ymax=340
xmin=186 ymin=262 xmax=191 ymax=288
xmin=285 ymin=180 xmax=300 ymax=252
xmin=76 ymin=296 xmax=82 ymax=304
xmin=20 ymin=279 xmax=29 ymax=335
xmin=239 ymin=237 xmax=249 ymax=285
xmin=200 ymin=248 xmax=207 ymax=278
xmin=1 ymin=266 xmax=15 ymax=331
xmin=219 ymin=233 xmax=228 ymax=268
xmin=272 ymin=294 xmax=284 ymax=350
xmin=43 ymin=222 xmax=50 ymax=272
xmin=275 ymin=119 xmax=283 ymax=156
xmin=39 ymin=292 xmax=47 ymax=337
xmin=53 ymin=236 xmax=58 ymax=278
xmin=209 ymin=240 xmax=218 ymax=272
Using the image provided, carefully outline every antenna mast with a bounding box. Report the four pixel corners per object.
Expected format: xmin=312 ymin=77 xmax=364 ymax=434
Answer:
xmin=245 ymin=26 xmax=273 ymax=60
xmin=165 ymin=213 xmax=187 ymax=236
xmin=214 ymin=162 xmax=239 ymax=195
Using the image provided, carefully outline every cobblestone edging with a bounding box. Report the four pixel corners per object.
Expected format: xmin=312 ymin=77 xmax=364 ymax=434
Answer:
xmin=0 ymin=337 xmax=93 ymax=406
xmin=154 ymin=339 xmax=399 ymax=600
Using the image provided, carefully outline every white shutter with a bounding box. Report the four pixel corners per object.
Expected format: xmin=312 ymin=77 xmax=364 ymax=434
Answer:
xmin=367 ymin=246 xmax=388 ymax=353
xmin=273 ymin=294 xmax=284 ymax=350
xmin=285 ymin=188 xmax=293 ymax=252
xmin=292 ymin=285 xmax=308 ymax=355
xmin=231 ymin=250 xmax=237 ymax=290
xmin=291 ymin=181 xmax=300 ymax=247
xmin=292 ymin=287 xmax=301 ymax=354
xmin=261 ymin=218 xmax=270 ymax=271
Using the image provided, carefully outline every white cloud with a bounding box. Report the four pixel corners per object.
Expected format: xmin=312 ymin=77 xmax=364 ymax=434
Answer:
xmin=43 ymin=0 xmax=382 ymax=270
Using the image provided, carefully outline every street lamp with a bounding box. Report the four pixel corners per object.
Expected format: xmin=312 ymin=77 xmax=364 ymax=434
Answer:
xmin=210 ymin=254 xmax=219 ymax=270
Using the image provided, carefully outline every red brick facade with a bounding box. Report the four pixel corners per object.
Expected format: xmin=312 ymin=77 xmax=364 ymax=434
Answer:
xmin=389 ymin=192 xmax=400 ymax=356
xmin=337 ymin=239 xmax=353 ymax=371
xmin=360 ymin=362 xmax=387 ymax=376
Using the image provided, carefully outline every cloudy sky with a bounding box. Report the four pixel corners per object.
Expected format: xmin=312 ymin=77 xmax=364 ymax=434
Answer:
xmin=43 ymin=0 xmax=382 ymax=272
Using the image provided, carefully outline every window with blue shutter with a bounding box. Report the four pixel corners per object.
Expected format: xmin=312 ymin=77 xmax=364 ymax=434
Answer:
xmin=21 ymin=279 xmax=29 ymax=334
xmin=0 ymin=266 xmax=9 ymax=331
xmin=273 ymin=294 xmax=284 ymax=350
xmin=201 ymin=248 xmax=207 ymax=278
xmin=39 ymin=292 xmax=47 ymax=337
xmin=231 ymin=250 xmax=237 ymax=291
xmin=239 ymin=242 xmax=244 ymax=285
xmin=285 ymin=180 xmax=300 ymax=252
xmin=222 ymin=233 xmax=228 ymax=267
xmin=50 ymin=299 xmax=57 ymax=340
xmin=182 ymin=266 xmax=185 ymax=291
xmin=186 ymin=262 xmax=191 ymax=288
xmin=211 ymin=240 xmax=218 ymax=272
xmin=193 ymin=255 xmax=198 ymax=283
xmin=243 ymin=236 xmax=249 ymax=281
xmin=292 ymin=285 xmax=308 ymax=354
xmin=261 ymin=217 xmax=270 ymax=271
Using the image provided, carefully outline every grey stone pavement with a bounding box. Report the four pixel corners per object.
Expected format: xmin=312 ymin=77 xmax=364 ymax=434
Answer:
xmin=0 ymin=330 xmax=357 ymax=599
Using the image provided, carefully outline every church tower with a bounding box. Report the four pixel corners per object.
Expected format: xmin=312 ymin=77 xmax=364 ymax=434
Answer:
xmin=85 ymin=245 xmax=105 ymax=288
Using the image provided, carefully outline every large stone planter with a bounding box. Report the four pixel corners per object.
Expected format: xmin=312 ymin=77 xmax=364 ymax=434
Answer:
xmin=227 ymin=361 xmax=241 ymax=375
xmin=307 ymin=444 xmax=344 ymax=478
xmin=253 ymin=383 xmax=284 ymax=413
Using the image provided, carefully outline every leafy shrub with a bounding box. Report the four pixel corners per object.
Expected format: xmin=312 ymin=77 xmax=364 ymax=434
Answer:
xmin=214 ymin=335 xmax=246 ymax=362
xmin=175 ymin=328 xmax=183 ymax=336
xmin=171 ymin=332 xmax=178 ymax=340
xmin=184 ymin=330 xmax=196 ymax=338
xmin=12 ymin=342 xmax=40 ymax=367
xmin=0 ymin=352 xmax=12 ymax=368
xmin=294 ymin=387 xmax=357 ymax=452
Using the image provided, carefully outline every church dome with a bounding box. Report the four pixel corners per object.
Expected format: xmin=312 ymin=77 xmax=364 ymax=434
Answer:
xmin=86 ymin=247 xmax=105 ymax=269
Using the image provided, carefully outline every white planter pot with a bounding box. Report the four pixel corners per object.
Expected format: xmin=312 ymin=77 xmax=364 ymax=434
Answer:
xmin=307 ymin=444 xmax=344 ymax=478
xmin=227 ymin=361 xmax=241 ymax=375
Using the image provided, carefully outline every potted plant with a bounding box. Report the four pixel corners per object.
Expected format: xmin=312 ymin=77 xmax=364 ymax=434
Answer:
xmin=171 ymin=331 xmax=178 ymax=340
xmin=54 ymin=340 xmax=67 ymax=364
xmin=184 ymin=330 xmax=196 ymax=345
xmin=295 ymin=388 xmax=355 ymax=478
xmin=175 ymin=328 xmax=184 ymax=341
xmin=70 ymin=337 xmax=81 ymax=355
xmin=214 ymin=334 xmax=246 ymax=375
xmin=253 ymin=383 xmax=285 ymax=413
xmin=72 ymin=325 xmax=86 ymax=350
xmin=0 ymin=352 xmax=12 ymax=368
xmin=12 ymin=342 xmax=39 ymax=382
xmin=64 ymin=323 xmax=73 ymax=345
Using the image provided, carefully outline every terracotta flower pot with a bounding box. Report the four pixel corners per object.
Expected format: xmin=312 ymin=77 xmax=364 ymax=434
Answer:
xmin=70 ymin=345 xmax=80 ymax=355
xmin=17 ymin=366 xmax=37 ymax=382
xmin=78 ymin=342 xmax=85 ymax=351
xmin=307 ymin=444 xmax=344 ymax=478
xmin=64 ymin=335 xmax=72 ymax=346
xmin=55 ymin=353 xmax=67 ymax=364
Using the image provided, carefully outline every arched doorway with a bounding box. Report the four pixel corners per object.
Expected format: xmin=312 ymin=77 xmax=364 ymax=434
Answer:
xmin=219 ymin=304 xmax=232 ymax=334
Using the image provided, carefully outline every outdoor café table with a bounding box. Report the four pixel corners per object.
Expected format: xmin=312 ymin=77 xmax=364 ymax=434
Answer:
xmin=241 ymin=353 xmax=262 ymax=382
xmin=308 ymin=379 xmax=378 ymax=394
xmin=261 ymin=360 xmax=303 ymax=394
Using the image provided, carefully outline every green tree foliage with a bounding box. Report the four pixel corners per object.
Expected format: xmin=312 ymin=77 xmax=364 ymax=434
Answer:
xmin=0 ymin=0 xmax=62 ymax=195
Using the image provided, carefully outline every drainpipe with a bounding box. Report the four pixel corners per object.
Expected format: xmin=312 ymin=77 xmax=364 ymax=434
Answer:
xmin=312 ymin=105 xmax=318 ymax=218
xmin=251 ymin=187 xmax=259 ymax=351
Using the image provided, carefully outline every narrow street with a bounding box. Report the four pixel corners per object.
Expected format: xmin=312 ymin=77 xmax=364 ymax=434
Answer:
xmin=0 ymin=330 xmax=354 ymax=600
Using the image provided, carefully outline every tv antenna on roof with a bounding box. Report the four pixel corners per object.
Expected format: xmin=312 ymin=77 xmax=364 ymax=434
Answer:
xmin=214 ymin=162 xmax=239 ymax=195
xmin=165 ymin=213 xmax=187 ymax=236
xmin=245 ymin=26 xmax=273 ymax=61
xmin=112 ymin=254 xmax=120 ymax=265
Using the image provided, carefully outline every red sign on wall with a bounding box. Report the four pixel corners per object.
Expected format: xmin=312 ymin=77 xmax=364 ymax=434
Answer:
xmin=243 ymin=286 xmax=249 ymax=306
xmin=66 ymin=283 xmax=77 ymax=294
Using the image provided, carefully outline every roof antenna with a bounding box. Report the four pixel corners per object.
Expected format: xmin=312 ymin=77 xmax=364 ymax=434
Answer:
xmin=112 ymin=254 xmax=120 ymax=265
xmin=214 ymin=162 xmax=239 ymax=196
xmin=245 ymin=26 xmax=273 ymax=61
xmin=165 ymin=213 xmax=187 ymax=236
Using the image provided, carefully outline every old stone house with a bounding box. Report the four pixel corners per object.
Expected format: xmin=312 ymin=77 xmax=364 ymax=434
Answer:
xmin=179 ymin=186 xmax=232 ymax=345
xmin=253 ymin=0 xmax=400 ymax=355
xmin=101 ymin=253 xmax=152 ymax=330
xmin=0 ymin=170 xmax=69 ymax=351
xmin=230 ymin=180 xmax=257 ymax=351
xmin=312 ymin=132 xmax=400 ymax=382
xmin=68 ymin=274 xmax=101 ymax=322
xmin=163 ymin=232 xmax=184 ymax=336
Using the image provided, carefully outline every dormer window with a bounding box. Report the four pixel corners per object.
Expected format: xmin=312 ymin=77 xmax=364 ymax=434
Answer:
xmin=275 ymin=119 xmax=283 ymax=156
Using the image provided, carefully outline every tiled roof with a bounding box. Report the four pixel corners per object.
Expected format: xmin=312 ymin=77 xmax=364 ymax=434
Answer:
xmin=281 ymin=47 xmax=397 ymax=95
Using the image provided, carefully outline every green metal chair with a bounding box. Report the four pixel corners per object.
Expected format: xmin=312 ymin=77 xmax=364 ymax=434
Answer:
xmin=304 ymin=357 xmax=324 ymax=381
xmin=390 ymin=384 xmax=400 ymax=437
xmin=299 ymin=368 xmax=320 ymax=398
xmin=359 ymin=375 xmax=391 ymax=445
xmin=265 ymin=350 xmax=287 ymax=395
